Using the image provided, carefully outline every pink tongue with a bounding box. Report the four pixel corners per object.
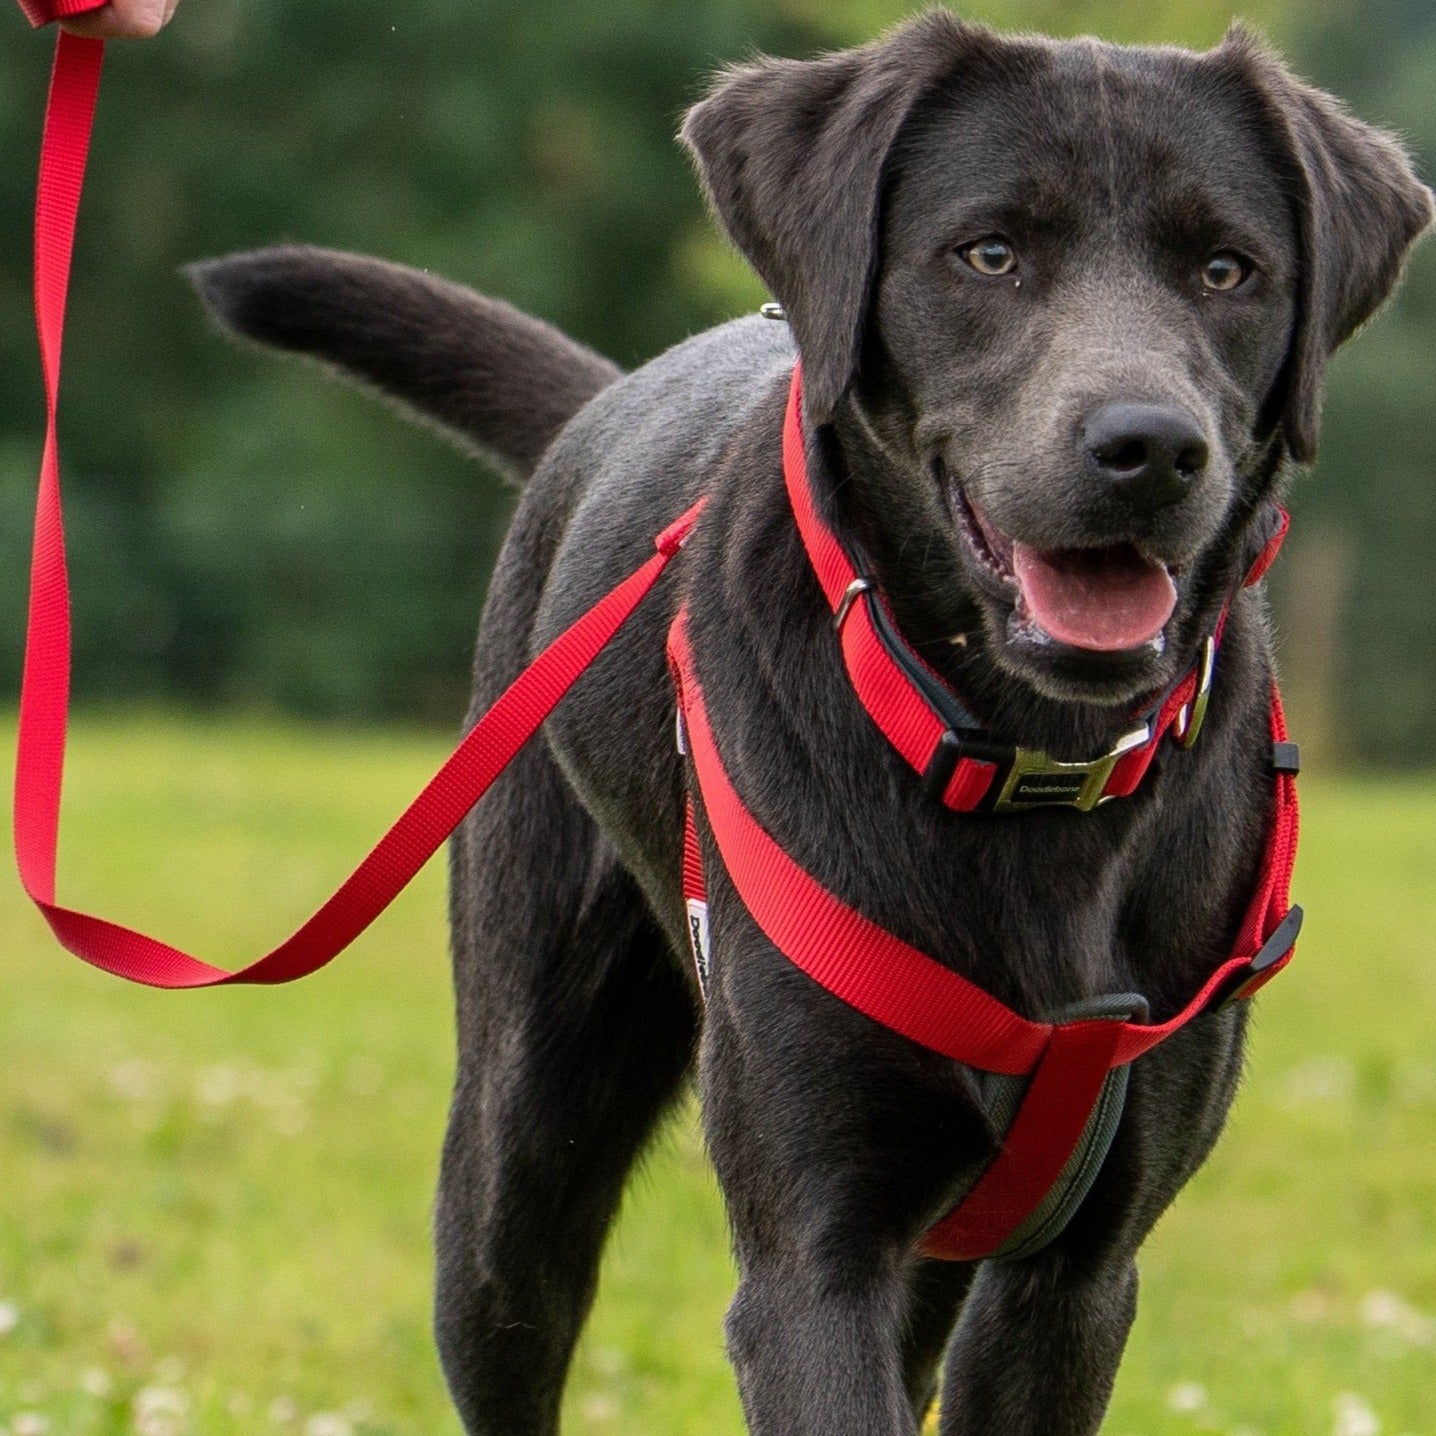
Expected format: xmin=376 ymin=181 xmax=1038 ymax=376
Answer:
xmin=1012 ymin=542 xmax=1177 ymax=652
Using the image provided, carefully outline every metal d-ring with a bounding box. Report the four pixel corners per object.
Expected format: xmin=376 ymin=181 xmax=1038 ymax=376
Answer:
xmin=833 ymin=577 xmax=875 ymax=633
xmin=1176 ymin=636 xmax=1217 ymax=748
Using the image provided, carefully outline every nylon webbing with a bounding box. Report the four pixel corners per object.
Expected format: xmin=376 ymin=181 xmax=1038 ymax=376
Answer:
xmin=673 ymin=602 xmax=1299 ymax=1258
xmin=13 ymin=31 xmax=701 ymax=987
xmin=670 ymin=605 xmax=1299 ymax=1076
xmin=18 ymin=0 xmax=108 ymax=26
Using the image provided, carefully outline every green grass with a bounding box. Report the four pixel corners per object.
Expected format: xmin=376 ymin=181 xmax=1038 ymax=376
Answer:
xmin=1 ymin=715 xmax=1433 ymax=1435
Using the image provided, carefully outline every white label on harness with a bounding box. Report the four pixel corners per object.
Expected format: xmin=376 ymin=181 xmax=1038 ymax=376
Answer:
xmin=685 ymin=897 xmax=711 ymax=996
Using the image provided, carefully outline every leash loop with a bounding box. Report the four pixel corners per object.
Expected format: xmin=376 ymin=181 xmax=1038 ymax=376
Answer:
xmin=14 ymin=34 xmax=698 ymax=987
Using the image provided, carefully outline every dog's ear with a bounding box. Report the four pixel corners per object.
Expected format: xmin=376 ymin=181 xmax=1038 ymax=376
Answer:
xmin=1217 ymin=27 xmax=1434 ymax=464
xmin=681 ymin=12 xmax=983 ymax=424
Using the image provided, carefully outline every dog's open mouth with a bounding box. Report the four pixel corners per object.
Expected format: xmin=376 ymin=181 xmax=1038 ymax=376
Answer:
xmin=958 ymin=492 xmax=1178 ymax=654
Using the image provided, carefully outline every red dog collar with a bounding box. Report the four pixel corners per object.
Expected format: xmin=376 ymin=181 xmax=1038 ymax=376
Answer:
xmin=782 ymin=364 xmax=1288 ymax=814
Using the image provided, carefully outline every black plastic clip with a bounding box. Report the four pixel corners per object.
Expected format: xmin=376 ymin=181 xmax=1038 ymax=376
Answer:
xmin=1272 ymin=741 xmax=1301 ymax=775
xmin=921 ymin=731 xmax=966 ymax=803
xmin=1213 ymin=905 xmax=1304 ymax=1011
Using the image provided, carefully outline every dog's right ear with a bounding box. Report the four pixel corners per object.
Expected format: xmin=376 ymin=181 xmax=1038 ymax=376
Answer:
xmin=681 ymin=12 xmax=983 ymax=426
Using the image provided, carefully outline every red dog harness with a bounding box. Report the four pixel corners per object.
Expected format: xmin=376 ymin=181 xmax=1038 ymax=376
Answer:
xmin=667 ymin=368 xmax=1300 ymax=1261
xmin=18 ymin=25 xmax=1298 ymax=1262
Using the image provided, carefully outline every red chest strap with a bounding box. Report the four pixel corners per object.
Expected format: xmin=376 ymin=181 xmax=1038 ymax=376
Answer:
xmin=671 ymin=606 xmax=1300 ymax=1259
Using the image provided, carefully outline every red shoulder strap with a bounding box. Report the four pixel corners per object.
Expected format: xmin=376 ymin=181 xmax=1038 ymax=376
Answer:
xmin=668 ymin=606 xmax=1298 ymax=1074
xmin=14 ymin=34 xmax=701 ymax=987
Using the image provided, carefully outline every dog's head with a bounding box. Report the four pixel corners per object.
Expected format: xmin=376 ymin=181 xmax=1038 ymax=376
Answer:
xmin=683 ymin=14 xmax=1432 ymax=705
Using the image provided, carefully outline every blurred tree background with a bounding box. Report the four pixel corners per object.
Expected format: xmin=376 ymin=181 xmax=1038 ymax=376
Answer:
xmin=0 ymin=0 xmax=1431 ymax=759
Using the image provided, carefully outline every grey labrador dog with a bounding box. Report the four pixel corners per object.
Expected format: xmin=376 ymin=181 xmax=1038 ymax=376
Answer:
xmin=191 ymin=13 xmax=1432 ymax=1434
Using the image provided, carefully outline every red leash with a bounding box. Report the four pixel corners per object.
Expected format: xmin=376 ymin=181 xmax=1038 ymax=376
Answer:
xmin=17 ymin=0 xmax=107 ymax=23
xmin=15 ymin=30 xmax=701 ymax=987
xmin=18 ymin=18 xmax=1301 ymax=1261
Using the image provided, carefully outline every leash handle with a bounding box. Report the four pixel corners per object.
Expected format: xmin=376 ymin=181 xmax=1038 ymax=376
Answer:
xmin=17 ymin=0 xmax=109 ymax=26
xmin=15 ymin=33 xmax=701 ymax=987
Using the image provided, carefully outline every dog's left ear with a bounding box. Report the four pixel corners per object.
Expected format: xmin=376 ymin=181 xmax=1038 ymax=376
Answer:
xmin=681 ymin=12 xmax=984 ymax=425
xmin=1217 ymin=27 xmax=1434 ymax=464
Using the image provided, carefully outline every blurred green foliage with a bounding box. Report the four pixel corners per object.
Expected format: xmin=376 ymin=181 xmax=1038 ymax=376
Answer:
xmin=1272 ymin=0 xmax=1436 ymax=764
xmin=1 ymin=0 xmax=1433 ymax=756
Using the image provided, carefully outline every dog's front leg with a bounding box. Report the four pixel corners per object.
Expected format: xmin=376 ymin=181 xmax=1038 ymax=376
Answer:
xmin=723 ymin=1254 xmax=917 ymax=1436
xmin=937 ymin=1253 xmax=1138 ymax=1435
xmin=700 ymin=938 xmax=983 ymax=1436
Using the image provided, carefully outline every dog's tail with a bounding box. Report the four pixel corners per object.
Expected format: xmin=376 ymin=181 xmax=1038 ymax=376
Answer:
xmin=188 ymin=245 xmax=621 ymax=485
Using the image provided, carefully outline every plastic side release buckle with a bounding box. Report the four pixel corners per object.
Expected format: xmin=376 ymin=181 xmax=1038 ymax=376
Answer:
xmin=1213 ymin=905 xmax=1304 ymax=1011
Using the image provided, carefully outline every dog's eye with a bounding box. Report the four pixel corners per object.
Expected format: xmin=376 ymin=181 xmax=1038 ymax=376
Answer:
xmin=962 ymin=237 xmax=1018 ymax=277
xmin=1201 ymin=252 xmax=1250 ymax=292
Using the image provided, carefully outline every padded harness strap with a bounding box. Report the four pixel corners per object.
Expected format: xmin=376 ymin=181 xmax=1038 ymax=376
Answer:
xmin=670 ymin=606 xmax=1300 ymax=1259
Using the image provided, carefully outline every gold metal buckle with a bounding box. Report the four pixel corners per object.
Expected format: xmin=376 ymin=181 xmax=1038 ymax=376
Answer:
xmin=1175 ymin=636 xmax=1216 ymax=749
xmin=992 ymin=725 xmax=1151 ymax=813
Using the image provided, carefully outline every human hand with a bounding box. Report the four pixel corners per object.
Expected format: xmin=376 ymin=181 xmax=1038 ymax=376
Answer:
xmin=59 ymin=0 xmax=178 ymax=38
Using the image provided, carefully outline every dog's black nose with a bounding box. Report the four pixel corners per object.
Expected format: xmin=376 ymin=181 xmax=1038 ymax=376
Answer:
xmin=1083 ymin=403 xmax=1209 ymax=509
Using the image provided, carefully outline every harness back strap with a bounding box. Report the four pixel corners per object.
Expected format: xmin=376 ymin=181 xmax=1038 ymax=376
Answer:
xmin=15 ymin=30 xmax=705 ymax=987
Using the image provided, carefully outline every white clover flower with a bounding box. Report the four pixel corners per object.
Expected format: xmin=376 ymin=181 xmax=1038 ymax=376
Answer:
xmin=79 ymin=1366 xmax=113 ymax=1398
xmin=1358 ymin=1290 xmax=1436 ymax=1347
xmin=108 ymin=1059 xmax=162 ymax=1101
xmin=133 ymin=1385 xmax=188 ymax=1436
xmin=1167 ymin=1381 xmax=1209 ymax=1414
xmin=12 ymin=1413 xmax=49 ymax=1436
xmin=1280 ymin=1056 xmax=1355 ymax=1106
xmin=580 ymin=1393 xmax=619 ymax=1422
xmin=0 ymin=1300 xmax=20 ymax=1338
xmin=303 ymin=1415 xmax=353 ymax=1436
xmin=1333 ymin=1392 xmax=1380 ymax=1436
xmin=197 ymin=1064 xmax=242 ymax=1106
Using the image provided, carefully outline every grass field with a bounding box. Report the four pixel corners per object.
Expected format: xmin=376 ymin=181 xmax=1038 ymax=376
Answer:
xmin=1 ymin=715 xmax=1433 ymax=1436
